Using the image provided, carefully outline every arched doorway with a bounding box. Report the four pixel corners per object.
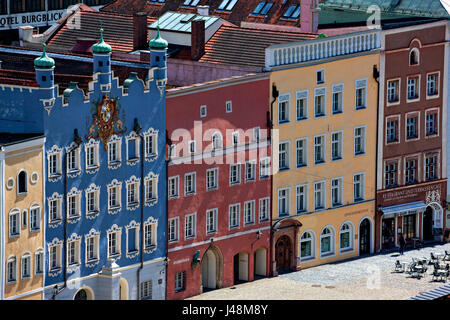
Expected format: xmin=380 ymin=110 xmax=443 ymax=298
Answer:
xmin=233 ymin=252 xmax=249 ymax=284
xmin=254 ymin=248 xmax=267 ymax=279
xmin=201 ymin=246 xmax=223 ymax=292
xmin=73 ymin=287 xmax=94 ymax=300
xmin=423 ymin=207 xmax=433 ymax=241
xmin=120 ymin=278 xmax=129 ymax=300
xmin=275 ymin=235 xmax=291 ymax=273
xmin=359 ymin=218 xmax=371 ymax=255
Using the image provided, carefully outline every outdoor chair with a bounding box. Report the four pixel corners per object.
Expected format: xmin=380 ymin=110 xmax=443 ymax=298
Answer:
xmin=414 ymin=260 xmax=427 ymax=278
xmin=430 ymin=252 xmax=440 ymax=264
xmin=444 ymin=251 xmax=450 ymax=262
xmin=394 ymin=260 xmax=404 ymax=273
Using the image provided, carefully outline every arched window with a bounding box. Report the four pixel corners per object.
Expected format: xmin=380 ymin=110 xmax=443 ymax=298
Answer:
xmin=6 ymin=256 xmax=17 ymax=283
xmin=9 ymin=208 xmax=20 ymax=237
xmin=17 ymin=170 xmax=27 ymax=194
xmin=340 ymin=223 xmax=353 ymax=251
xmin=21 ymin=252 xmax=31 ymax=279
xmin=212 ymin=132 xmax=222 ymax=150
xmin=320 ymin=227 xmax=334 ymax=256
xmin=409 ymin=48 xmax=419 ymax=66
xmin=300 ymin=231 xmax=314 ymax=260
xmin=74 ymin=289 xmax=87 ymax=300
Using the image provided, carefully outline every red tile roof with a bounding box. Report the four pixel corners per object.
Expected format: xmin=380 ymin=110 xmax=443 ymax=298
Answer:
xmin=199 ymin=25 xmax=318 ymax=68
xmin=101 ymin=0 xmax=306 ymax=27
xmin=47 ymin=8 xmax=157 ymax=54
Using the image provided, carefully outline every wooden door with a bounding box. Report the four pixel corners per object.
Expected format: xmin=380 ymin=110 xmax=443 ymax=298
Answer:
xmin=275 ymin=236 xmax=291 ymax=272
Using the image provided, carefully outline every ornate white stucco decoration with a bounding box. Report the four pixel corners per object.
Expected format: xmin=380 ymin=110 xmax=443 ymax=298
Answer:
xmin=66 ymin=233 xmax=82 ymax=274
xmin=107 ymin=179 xmax=122 ymax=214
xmin=47 ymin=192 xmax=63 ymax=228
xmin=47 ymin=145 xmax=62 ymax=182
xmin=84 ymin=139 xmax=100 ymax=174
xmin=67 ymin=187 xmax=82 ymax=224
xmin=84 ymin=229 xmax=101 ymax=268
xmin=126 ymin=175 xmax=141 ymax=211
xmin=47 ymin=237 xmax=63 ymax=277
xmin=85 ymin=184 xmax=101 ymax=220
xmin=144 ymin=216 xmax=158 ymax=254
xmin=107 ymin=135 xmax=123 ymax=170
xmin=144 ymin=172 xmax=159 ymax=207
xmin=125 ymin=220 xmax=141 ymax=259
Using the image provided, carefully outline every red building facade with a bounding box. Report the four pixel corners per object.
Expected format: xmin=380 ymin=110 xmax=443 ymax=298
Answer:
xmin=165 ymin=73 xmax=271 ymax=300
xmin=376 ymin=21 xmax=448 ymax=251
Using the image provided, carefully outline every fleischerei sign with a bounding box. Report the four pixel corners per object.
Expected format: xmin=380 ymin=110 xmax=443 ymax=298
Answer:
xmin=0 ymin=10 xmax=66 ymax=30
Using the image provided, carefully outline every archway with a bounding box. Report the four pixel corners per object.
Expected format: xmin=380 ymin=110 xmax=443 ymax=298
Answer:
xmin=120 ymin=278 xmax=129 ymax=300
xmin=423 ymin=207 xmax=433 ymax=241
xmin=201 ymin=245 xmax=223 ymax=292
xmin=254 ymin=248 xmax=267 ymax=279
xmin=275 ymin=235 xmax=292 ymax=273
xmin=73 ymin=287 xmax=94 ymax=300
xmin=233 ymin=252 xmax=249 ymax=284
xmin=359 ymin=218 xmax=371 ymax=255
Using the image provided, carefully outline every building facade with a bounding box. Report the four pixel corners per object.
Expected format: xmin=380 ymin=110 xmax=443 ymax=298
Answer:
xmin=165 ymin=73 xmax=271 ymax=299
xmin=266 ymin=30 xmax=380 ymax=273
xmin=0 ymin=29 xmax=168 ymax=300
xmin=376 ymin=21 xmax=448 ymax=251
xmin=1 ymin=135 xmax=45 ymax=300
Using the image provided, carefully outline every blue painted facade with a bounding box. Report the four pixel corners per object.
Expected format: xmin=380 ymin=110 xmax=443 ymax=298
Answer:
xmin=0 ymin=34 xmax=168 ymax=300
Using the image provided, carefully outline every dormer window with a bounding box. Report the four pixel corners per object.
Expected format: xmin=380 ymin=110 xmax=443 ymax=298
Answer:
xmin=282 ymin=4 xmax=301 ymax=19
xmin=252 ymin=1 xmax=273 ymax=16
xmin=409 ymin=48 xmax=419 ymax=66
xmin=183 ymin=0 xmax=200 ymax=6
xmin=218 ymin=0 xmax=238 ymax=11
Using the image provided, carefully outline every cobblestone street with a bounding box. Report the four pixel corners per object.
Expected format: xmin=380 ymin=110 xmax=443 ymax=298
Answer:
xmin=187 ymin=243 xmax=450 ymax=300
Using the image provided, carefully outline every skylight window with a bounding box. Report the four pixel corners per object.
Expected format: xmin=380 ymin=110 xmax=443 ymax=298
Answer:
xmin=282 ymin=4 xmax=301 ymax=19
xmin=148 ymin=0 xmax=165 ymax=3
xmin=252 ymin=1 xmax=274 ymax=15
xmin=183 ymin=0 xmax=201 ymax=6
xmin=218 ymin=0 xmax=239 ymax=11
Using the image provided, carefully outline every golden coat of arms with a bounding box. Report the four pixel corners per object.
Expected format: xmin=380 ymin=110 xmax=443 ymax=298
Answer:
xmin=85 ymin=95 xmax=126 ymax=149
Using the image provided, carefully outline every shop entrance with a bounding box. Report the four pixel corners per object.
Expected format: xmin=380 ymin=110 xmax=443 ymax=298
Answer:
xmin=382 ymin=218 xmax=395 ymax=249
xmin=423 ymin=207 xmax=434 ymax=241
xmin=275 ymin=235 xmax=291 ymax=273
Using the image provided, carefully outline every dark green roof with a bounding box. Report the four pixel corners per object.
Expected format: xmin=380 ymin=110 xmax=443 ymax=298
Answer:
xmin=34 ymin=44 xmax=55 ymax=68
xmin=320 ymin=0 xmax=450 ymax=18
xmin=92 ymin=28 xmax=112 ymax=54
xmin=149 ymin=26 xmax=168 ymax=49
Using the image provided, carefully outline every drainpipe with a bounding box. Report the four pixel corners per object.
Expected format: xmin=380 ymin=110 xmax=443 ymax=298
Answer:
xmin=269 ymin=83 xmax=278 ymax=276
xmin=373 ymin=65 xmax=380 ymax=254
xmin=54 ymin=129 xmax=82 ymax=299
xmin=165 ymin=130 xmax=171 ymax=300
xmin=134 ymin=119 xmax=144 ymax=300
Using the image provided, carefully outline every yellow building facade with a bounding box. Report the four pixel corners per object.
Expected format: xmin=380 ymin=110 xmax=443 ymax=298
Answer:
xmin=1 ymin=135 xmax=45 ymax=299
xmin=266 ymin=30 xmax=381 ymax=274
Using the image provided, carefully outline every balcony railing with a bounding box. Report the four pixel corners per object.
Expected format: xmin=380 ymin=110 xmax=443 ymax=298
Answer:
xmin=265 ymin=29 xmax=381 ymax=69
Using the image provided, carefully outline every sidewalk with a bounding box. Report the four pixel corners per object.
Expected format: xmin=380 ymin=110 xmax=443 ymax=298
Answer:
xmin=187 ymin=242 xmax=450 ymax=300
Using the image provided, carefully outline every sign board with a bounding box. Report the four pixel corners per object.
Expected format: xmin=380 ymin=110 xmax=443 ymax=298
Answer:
xmin=0 ymin=10 xmax=67 ymax=30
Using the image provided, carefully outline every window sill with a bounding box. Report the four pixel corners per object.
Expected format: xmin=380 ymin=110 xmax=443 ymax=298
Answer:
xmin=278 ymin=120 xmax=290 ymax=125
xmin=67 ymin=169 xmax=80 ymax=175
xmin=50 ymin=219 xmax=62 ymax=224
xmin=331 ymin=157 xmax=342 ymax=162
xmin=355 ymin=106 xmax=366 ymax=110
xmin=340 ymin=248 xmax=354 ymax=254
xmin=296 ymin=117 xmax=308 ymax=122
xmin=314 ymin=160 xmax=325 ymax=165
xmin=108 ymin=160 xmax=122 ymax=166
xmin=230 ymin=182 xmax=241 ymax=186
xmin=207 ymin=187 xmax=218 ymax=191
xmin=332 ymin=110 xmax=343 ymax=115
xmin=354 ymin=152 xmax=365 ymax=157
xmin=86 ymin=165 xmax=99 ymax=170
xmin=296 ymin=164 xmax=307 ymax=169
xmin=86 ymin=258 xmax=99 ymax=263
xmin=279 ymin=167 xmax=290 ymax=172
xmin=87 ymin=210 xmax=99 ymax=216
xmin=109 ymin=206 xmax=121 ymax=211
xmin=314 ymin=114 xmax=326 ymax=118
xmin=30 ymin=228 xmax=41 ymax=233
xmin=320 ymin=252 xmax=335 ymax=258
xmin=300 ymin=257 xmax=315 ymax=263
xmin=9 ymin=233 xmax=20 ymax=238
xmin=354 ymin=198 xmax=364 ymax=203
xmin=49 ymin=174 xmax=62 ymax=179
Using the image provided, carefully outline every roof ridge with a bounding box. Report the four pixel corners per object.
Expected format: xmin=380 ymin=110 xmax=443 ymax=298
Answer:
xmin=219 ymin=25 xmax=319 ymax=36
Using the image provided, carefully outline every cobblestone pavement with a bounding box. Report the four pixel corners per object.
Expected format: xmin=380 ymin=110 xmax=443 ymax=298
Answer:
xmin=187 ymin=243 xmax=450 ymax=300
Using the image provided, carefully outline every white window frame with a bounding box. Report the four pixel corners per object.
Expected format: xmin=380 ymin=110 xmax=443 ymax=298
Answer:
xmin=387 ymin=78 xmax=400 ymax=105
xmin=126 ymin=176 xmax=141 ymax=209
xmin=339 ymin=222 xmax=354 ymax=252
xmin=185 ymin=213 xmax=197 ymax=239
xmin=331 ymin=83 xmax=344 ymax=114
xmin=259 ymin=157 xmax=271 ymax=179
xmin=278 ymin=93 xmax=290 ymax=124
xmin=85 ymin=230 xmax=100 ymax=264
xmin=320 ymin=226 xmax=335 ymax=257
xmin=331 ymin=131 xmax=343 ymax=161
xmin=67 ymin=188 xmax=82 ymax=220
xmin=353 ymin=172 xmax=365 ymax=202
xmin=259 ymin=197 xmax=270 ymax=222
xmin=184 ymin=172 xmax=196 ymax=195
xmin=143 ymin=129 xmax=158 ymax=159
xmin=107 ymin=225 xmax=122 ymax=259
xmin=226 ymin=100 xmax=232 ymax=113
xmin=245 ymin=160 xmax=256 ymax=182
xmin=331 ymin=177 xmax=343 ymax=207
xmin=168 ymin=217 xmax=179 ymax=242
xmin=168 ymin=176 xmax=180 ymax=198
xmin=85 ymin=139 xmax=100 ymax=171
xmin=314 ymin=181 xmax=326 ymax=210
xmin=314 ymin=134 xmax=325 ymax=165
xmin=296 ymin=89 xmax=308 ymax=121
xmin=406 ymin=75 xmax=420 ymax=102
xmin=278 ymin=187 xmax=290 ymax=217
xmin=6 ymin=256 xmax=17 ymax=283
xmin=229 ymin=203 xmax=240 ymax=229
xmin=206 ymin=168 xmax=219 ymax=190
xmin=278 ymin=140 xmax=290 ymax=170
xmin=206 ymin=208 xmax=218 ymax=234
xmin=9 ymin=208 xmax=20 ymax=238
xmin=229 ymin=163 xmax=241 ymax=185
xmin=355 ymin=78 xmax=367 ymax=110
xmin=426 ymin=72 xmax=440 ymax=99
xmin=47 ymin=146 xmax=62 ymax=179
xmin=300 ymin=231 xmax=315 ymax=260
xmin=296 ymin=184 xmax=308 ymax=214
xmin=314 ymin=87 xmax=326 ymax=118
xmin=21 ymin=253 xmax=31 ymax=279
xmin=354 ymin=126 xmax=366 ymax=156
xmin=30 ymin=202 xmax=41 ymax=231
xmin=107 ymin=179 xmax=122 ymax=213
xmin=107 ymin=136 xmax=122 ymax=165
xmin=244 ymin=200 xmax=255 ymax=225
xmin=296 ymin=137 xmax=307 ymax=168
xmin=200 ymin=104 xmax=207 ymax=118
xmin=34 ymin=249 xmax=44 ymax=275
xmin=66 ymin=145 xmax=81 ymax=174
xmin=85 ymin=184 xmax=100 ymax=217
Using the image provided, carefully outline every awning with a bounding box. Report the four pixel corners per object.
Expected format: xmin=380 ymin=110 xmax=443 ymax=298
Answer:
xmin=380 ymin=201 xmax=427 ymax=219
xmin=408 ymin=283 xmax=450 ymax=300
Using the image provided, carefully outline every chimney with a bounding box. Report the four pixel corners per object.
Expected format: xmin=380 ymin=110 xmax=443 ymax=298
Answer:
xmin=133 ymin=12 xmax=148 ymax=51
xmin=300 ymin=0 xmax=320 ymax=33
xmin=71 ymin=38 xmax=97 ymax=54
xmin=197 ymin=5 xmax=209 ymax=16
xmin=191 ymin=20 xmax=205 ymax=61
xmin=19 ymin=26 xmax=34 ymax=45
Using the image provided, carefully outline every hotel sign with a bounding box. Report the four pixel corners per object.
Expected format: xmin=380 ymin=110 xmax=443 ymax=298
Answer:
xmin=0 ymin=10 xmax=66 ymax=30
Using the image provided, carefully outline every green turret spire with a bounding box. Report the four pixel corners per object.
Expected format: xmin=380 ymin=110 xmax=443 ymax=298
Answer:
xmin=92 ymin=28 xmax=112 ymax=54
xmin=34 ymin=43 xmax=55 ymax=68
xmin=149 ymin=26 xmax=168 ymax=49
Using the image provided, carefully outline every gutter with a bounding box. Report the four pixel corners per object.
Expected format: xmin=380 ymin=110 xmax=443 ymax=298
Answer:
xmin=269 ymin=83 xmax=278 ymax=276
xmin=373 ymin=64 xmax=380 ymax=254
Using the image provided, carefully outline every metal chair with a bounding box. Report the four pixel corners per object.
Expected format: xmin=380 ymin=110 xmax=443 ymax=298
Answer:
xmin=430 ymin=252 xmax=440 ymax=264
xmin=444 ymin=251 xmax=450 ymax=262
xmin=394 ymin=260 xmax=404 ymax=273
